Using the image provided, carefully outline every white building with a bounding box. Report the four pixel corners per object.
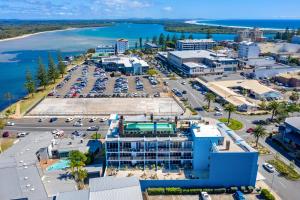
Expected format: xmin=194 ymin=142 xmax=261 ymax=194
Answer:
xmin=176 ymin=39 xmax=217 ymax=51
xmin=96 ymin=45 xmax=116 ymax=55
xmin=292 ymin=35 xmax=300 ymax=44
xmin=235 ymin=28 xmax=265 ymax=42
xmin=116 ymin=39 xmax=129 ymax=54
xmin=238 ymin=41 xmax=260 ymax=59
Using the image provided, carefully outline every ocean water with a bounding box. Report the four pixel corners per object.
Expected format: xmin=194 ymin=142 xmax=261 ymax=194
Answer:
xmin=196 ymin=19 xmax=300 ymax=30
xmin=0 ymin=23 xmax=237 ymax=110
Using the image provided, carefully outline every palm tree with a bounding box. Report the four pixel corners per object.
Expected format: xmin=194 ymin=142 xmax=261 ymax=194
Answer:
xmin=204 ymin=92 xmax=216 ymax=110
xmin=267 ymin=101 xmax=280 ymax=121
xmin=252 ymin=125 xmax=267 ymax=147
xmin=224 ymin=103 xmax=237 ymax=124
xmin=289 ymin=92 xmax=299 ymax=102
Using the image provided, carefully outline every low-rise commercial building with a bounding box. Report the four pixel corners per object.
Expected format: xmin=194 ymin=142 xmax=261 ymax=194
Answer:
xmin=176 ymin=39 xmax=217 ymax=51
xmin=280 ymin=117 xmax=300 ymax=150
xmin=145 ymin=42 xmax=159 ymax=50
xmin=238 ymin=41 xmax=260 ymax=59
xmin=96 ymin=45 xmax=116 ymax=55
xmin=275 ymin=71 xmax=300 ymax=87
xmin=105 ymin=114 xmax=259 ymax=188
xmin=116 ymin=39 xmax=129 ymax=54
xmin=101 ymin=56 xmax=149 ymax=75
xmin=167 ymin=50 xmax=238 ymax=76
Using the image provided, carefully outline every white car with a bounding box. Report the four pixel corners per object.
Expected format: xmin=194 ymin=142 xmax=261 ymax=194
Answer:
xmin=66 ymin=117 xmax=74 ymax=122
xmin=17 ymin=132 xmax=29 ymax=138
xmin=181 ymin=81 xmax=186 ymax=85
xmin=201 ymin=192 xmax=212 ymax=200
xmin=51 ymin=129 xmax=64 ymax=135
xmin=263 ymin=163 xmax=275 ymax=173
xmin=6 ymin=121 xmax=15 ymax=126
xmin=100 ymin=117 xmax=108 ymax=122
xmin=73 ymin=121 xmax=83 ymax=127
xmin=214 ymin=111 xmax=223 ymax=116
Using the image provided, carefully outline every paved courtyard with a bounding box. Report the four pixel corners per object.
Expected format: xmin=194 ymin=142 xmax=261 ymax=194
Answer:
xmin=28 ymin=98 xmax=184 ymax=116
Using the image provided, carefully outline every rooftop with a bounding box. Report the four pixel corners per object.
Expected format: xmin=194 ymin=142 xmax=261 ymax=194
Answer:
xmin=285 ymin=117 xmax=300 ymax=130
xmin=277 ymin=70 xmax=300 ymax=79
xmin=183 ymin=62 xmax=208 ymax=69
xmin=169 ymin=50 xmax=229 ymax=60
xmin=178 ymin=39 xmax=215 ymax=43
xmin=52 ymin=138 xmax=101 ymax=154
xmin=192 ymin=124 xmax=222 ymax=138
xmin=102 ymin=56 xmax=149 ymax=68
xmin=124 ymin=122 xmax=175 ymax=132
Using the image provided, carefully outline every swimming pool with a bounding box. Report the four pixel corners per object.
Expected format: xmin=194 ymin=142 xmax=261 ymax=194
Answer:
xmin=46 ymin=159 xmax=70 ymax=172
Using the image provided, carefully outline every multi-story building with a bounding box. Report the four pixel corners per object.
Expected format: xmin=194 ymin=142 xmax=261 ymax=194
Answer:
xmin=238 ymin=41 xmax=260 ymax=59
xmin=96 ymin=45 xmax=116 ymax=55
xmin=167 ymin=50 xmax=238 ymax=76
xmin=116 ymin=39 xmax=129 ymax=54
xmin=280 ymin=117 xmax=300 ymax=150
xmin=235 ymin=28 xmax=265 ymax=42
xmin=176 ymin=39 xmax=217 ymax=51
xmin=101 ymin=56 xmax=149 ymax=75
xmin=105 ymin=114 xmax=259 ymax=188
xmin=292 ymin=35 xmax=300 ymax=44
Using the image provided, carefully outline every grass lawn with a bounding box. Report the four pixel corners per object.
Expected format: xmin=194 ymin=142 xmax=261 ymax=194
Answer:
xmin=268 ymin=159 xmax=300 ymax=181
xmin=0 ymin=138 xmax=15 ymax=152
xmin=219 ymin=118 xmax=243 ymax=130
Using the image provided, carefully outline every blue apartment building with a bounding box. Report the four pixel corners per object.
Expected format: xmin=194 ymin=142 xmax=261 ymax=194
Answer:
xmin=105 ymin=115 xmax=259 ymax=189
xmin=280 ymin=117 xmax=300 ymax=150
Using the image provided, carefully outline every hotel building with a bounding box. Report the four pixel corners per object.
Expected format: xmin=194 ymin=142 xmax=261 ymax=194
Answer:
xmin=176 ymin=39 xmax=217 ymax=51
xmin=116 ymin=39 xmax=129 ymax=54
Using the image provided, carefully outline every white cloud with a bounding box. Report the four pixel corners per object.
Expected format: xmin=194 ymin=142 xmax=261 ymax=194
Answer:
xmin=163 ymin=6 xmax=173 ymax=12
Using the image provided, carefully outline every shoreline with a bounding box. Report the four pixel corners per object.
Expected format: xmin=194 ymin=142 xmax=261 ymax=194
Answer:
xmin=185 ymin=20 xmax=285 ymax=31
xmin=0 ymin=27 xmax=79 ymax=42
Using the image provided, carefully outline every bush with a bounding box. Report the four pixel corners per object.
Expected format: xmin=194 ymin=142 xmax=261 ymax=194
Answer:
xmin=247 ymin=186 xmax=254 ymax=193
xmin=202 ymin=188 xmax=214 ymax=193
xmin=165 ymin=187 xmax=182 ymax=195
xmin=189 ymin=188 xmax=202 ymax=194
xmin=213 ymin=188 xmax=226 ymax=194
xmin=227 ymin=187 xmax=238 ymax=193
xmin=261 ymin=189 xmax=276 ymax=200
xmin=181 ymin=188 xmax=190 ymax=194
xmin=147 ymin=188 xmax=165 ymax=195
xmin=240 ymin=186 xmax=247 ymax=193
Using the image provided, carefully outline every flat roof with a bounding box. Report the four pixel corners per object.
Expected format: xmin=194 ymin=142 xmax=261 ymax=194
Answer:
xmin=102 ymin=56 xmax=149 ymax=68
xmin=183 ymin=62 xmax=208 ymax=69
xmin=192 ymin=124 xmax=222 ymax=138
xmin=125 ymin=122 xmax=174 ymax=132
xmin=169 ymin=50 xmax=228 ymax=60
xmin=277 ymin=70 xmax=300 ymax=79
xmin=285 ymin=117 xmax=300 ymax=130
xmin=178 ymin=39 xmax=215 ymax=43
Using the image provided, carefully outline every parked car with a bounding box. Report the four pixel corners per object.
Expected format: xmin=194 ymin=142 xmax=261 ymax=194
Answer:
xmin=233 ymin=191 xmax=245 ymax=200
xmin=214 ymin=106 xmax=223 ymax=112
xmin=2 ymin=131 xmax=10 ymax=138
xmin=73 ymin=121 xmax=83 ymax=127
xmin=263 ymin=163 xmax=275 ymax=173
xmin=87 ymin=126 xmax=99 ymax=131
xmin=201 ymin=192 xmax=212 ymax=200
xmin=38 ymin=118 xmax=44 ymax=122
xmin=181 ymin=81 xmax=186 ymax=85
xmin=182 ymin=90 xmax=187 ymax=94
xmin=51 ymin=129 xmax=64 ymax=135
xmin=89 ymin=117 xmax=97 ymax=122
xmin=49 ymin=117 xmax=58 ymax=123
xmin=247 ymin=128 xmax=254 ymax=133
xmin=72 ymin=131 xmax=85 ymax=137
xmin=100 ymin=118 xmax=108 ymax=122
xmin=6 ymin=121 xmax=15 ymax=126
xmin=66 ymin=117 xmax=74 ymax=122
xmin=214 ymin=111 xmax=223 ymax=116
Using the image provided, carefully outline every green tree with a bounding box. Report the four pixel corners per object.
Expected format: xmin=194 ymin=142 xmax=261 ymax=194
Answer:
xmin=152 ymin=36 xmax=158 ymax=44
xmin=36 ymin=57 xmax=48 ymax=89
xmin=267 ymin=101 xmax=280 ymax=121
xmin=68 ymin=150 xmax=88 ymax=188
xmin=252 ymin=125 xmax=267 ymax=147
xmin=172 ymin=34 xmax=178 ymax=44
xmin=258 ymin=100 xmax=267 ymax=110
xmin=224 ymin=103 xmax=237 ymax=124
xmin=24 ymin=69 xmax=35 ymax=97
xmin=159 ymin=33 xmax=165 ymax=46
xmin=166 ymin=34 xmax=170 ymax=42
xmin=188 ymin=34 xmax=193 ymax=39
xmin=135 ymin=41 xmax=138 ymax=49
xmin=87 ymin=48 xmax=95 ymax=54
xmin=204 ymin=92 xmax=216 ymax=110
xmin=57 ymin=52 xmax=67 ymax=78
xmin=47 ymin=53 xmax=58 ymax=83
xmin=206 ymin=29 xmax=212 ymax=39
xmin=147 ymin=69 xmax=158 ymax=76
xmin=139 ymin=37 xmax=143 ymax=49
xmin=290 ymin=92 xmax=299 ymax=102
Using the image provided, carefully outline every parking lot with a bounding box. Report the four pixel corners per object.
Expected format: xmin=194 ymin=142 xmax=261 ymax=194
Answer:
xmin=52 ymin=64 xmax=163 ymax=98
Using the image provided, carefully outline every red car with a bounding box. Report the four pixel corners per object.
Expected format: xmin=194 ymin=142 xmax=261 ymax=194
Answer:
xmin=247 ymin=128 xmax=254 ymax=133
xmin=2 ymin=131 xmax=10 ymax=138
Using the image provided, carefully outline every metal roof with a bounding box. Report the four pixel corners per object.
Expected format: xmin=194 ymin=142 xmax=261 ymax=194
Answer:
xmin=285 ymin=117 xmax=300 ymax=130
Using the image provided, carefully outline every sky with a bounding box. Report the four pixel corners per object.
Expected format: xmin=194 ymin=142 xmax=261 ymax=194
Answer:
xmin=1 ymin=0 xmax=300 ymax=20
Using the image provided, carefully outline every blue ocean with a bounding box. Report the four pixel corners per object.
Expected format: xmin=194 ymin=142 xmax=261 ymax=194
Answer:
xmin=196 ymin=19 xmax=300 ymax=30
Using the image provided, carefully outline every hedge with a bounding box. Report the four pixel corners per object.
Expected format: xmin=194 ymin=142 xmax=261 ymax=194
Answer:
xmin=147 ymin=188 xmax=165 ymax=195
xmin=147 ymin=187 xmax=250 ymax=195
xmin=261 ymin=189 xmax=276 ymax=200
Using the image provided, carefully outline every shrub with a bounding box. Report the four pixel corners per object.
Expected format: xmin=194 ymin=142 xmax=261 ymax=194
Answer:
xmin=147 ymin=188 xmax=165 ymax=195
xmin=213 ymin=188 xmax=226 ymax=194
xmin=240 ymin=186 xmax=247 ymax=193
xmin=247 ymin=186 xmax=254 ymax=193
xmin=189 ymin=188 xmax=202 ymax=194
xmin=202 ymin=188 xmax=214 ymax=193
xmin=181 ymin=188 xmax=190 ymax=194
xmin=227 ymin=187 xmax=238 ymax=193
xmin=165 ymin=187 xmax=182 ymax=195
xmin=261 ymin=189 xmax=276 ymax=200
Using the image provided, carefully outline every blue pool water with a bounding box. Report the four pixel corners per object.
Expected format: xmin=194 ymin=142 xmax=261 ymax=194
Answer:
xmin=46 ymin=159 xmax=70 ymax=171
